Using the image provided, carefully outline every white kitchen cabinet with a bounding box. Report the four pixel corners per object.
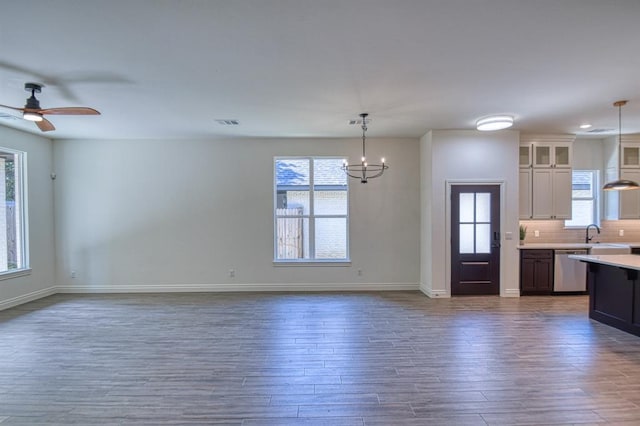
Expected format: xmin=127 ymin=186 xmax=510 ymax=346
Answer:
xmin=619 ymin=169 xmax=640 ymax=219
xmin=532 ymin=142 xmax=571 ymax=168
xmin=621 ymin=142 xmax=640 ymax=168
xmin=519 ymin=144 xmax=532 ymax=168
xmin=520 ymin=135 xmax=575 ymax=220
xmin=519 ymin=169 xmax=532 ymax=219
xmin=532 ymin=168 xmax=572 ymax=219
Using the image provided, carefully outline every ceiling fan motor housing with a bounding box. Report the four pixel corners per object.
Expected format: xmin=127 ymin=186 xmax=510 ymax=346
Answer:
xmin=24 ymin=82 xmax=42 ymax=109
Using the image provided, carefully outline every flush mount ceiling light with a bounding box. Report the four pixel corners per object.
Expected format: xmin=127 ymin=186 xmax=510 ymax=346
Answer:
xmin=579 ymin=123 xmax=592 ymax=129
xmin=603 ymin=100 xmax=640 ymax=191
xmin=476 ymin=115 xmax=514 ymax=131
xmin=342 ymin=113 xmax=388 ymax=184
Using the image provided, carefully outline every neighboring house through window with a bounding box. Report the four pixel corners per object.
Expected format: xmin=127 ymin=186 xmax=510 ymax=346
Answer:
xmin=0 ymin=147 xmax=28 ymax=274
xmin=274 ymin=157 xmax=349 ymax=261
xmin=565 ymin=170 xmax=599 ymax=228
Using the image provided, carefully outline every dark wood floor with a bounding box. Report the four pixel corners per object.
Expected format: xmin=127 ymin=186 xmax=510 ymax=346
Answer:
xmin=1 ymin=292 xmax=640 ymax=425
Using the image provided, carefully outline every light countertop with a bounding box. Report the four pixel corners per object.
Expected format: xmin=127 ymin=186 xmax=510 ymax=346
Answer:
xmin=568 ymin=254 xmax=640 ymax=271
xmin=518 ymin=242 xmax=640 ymax=250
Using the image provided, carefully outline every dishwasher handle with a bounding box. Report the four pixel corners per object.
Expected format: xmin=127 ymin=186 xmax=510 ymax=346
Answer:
xmin=555 ymin=249 xmax=589 ymax=255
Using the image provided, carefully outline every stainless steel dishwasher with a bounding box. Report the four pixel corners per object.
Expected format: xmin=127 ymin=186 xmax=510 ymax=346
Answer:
xmin=553 ymin=249 xmax=588 ymax=293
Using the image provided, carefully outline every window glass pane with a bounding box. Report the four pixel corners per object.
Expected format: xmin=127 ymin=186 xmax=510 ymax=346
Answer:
xmin=475 ymin=224 xmax=491 ymax=253
xmin=314 ymin=190 xmax=347 ymax=215
xmin=315 ymin=218 xmax=347 ymax=259
xmin=459 ymin=193 xmax=474 ymax=222
xmin=276 ymin=159 xmax=309 ymax=186
xmin=565 ymin=200 xmax=594 ymax=228
xmin=0 ymin=149 xmax=26 ymax=272
xmin=565 ymin=170 xmax=598 ymax=228
xmin=572 ymin=170 xmax=593 ymax=198
xmin=276 ymin=217 xmax=309 ymax=260
xmin=314 ymin=158 xmax=347 ymax=186
xmin=475 ymin=193 xmax=491 ymax=222
xmin=279 ymin=190 xmax=310 ymax=215
xmin=459 ymin=224 xmax=474 ymax=254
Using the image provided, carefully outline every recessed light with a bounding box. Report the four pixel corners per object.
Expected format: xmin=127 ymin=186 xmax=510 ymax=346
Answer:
xmin=476 ymin=115 xmax=514 ymax=131
xmin=579 ymin=123 xmax=592 ymax=129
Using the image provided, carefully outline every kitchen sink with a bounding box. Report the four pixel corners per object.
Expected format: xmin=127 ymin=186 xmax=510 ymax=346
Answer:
xmin=588 ymin=243 xmax=631 ymax=254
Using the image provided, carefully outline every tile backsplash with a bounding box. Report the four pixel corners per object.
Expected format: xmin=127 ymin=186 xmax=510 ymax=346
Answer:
xmin=519 ymin=220 xmax=640 ymax=244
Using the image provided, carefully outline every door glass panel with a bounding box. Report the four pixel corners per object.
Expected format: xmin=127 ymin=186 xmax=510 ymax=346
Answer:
xmin=459 ymin=224 xmax=474 ymax=254
xmin=475 ymin=193 xmax=491 ymax=222
xmin=475 ymin=224 xmax=491 ymax=253
xmin=459 ymin=193 xmax=474 ymax=222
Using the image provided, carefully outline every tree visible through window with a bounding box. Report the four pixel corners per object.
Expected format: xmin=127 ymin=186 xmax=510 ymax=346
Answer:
xmin=0 ymin=147 xmax=27 ymax=273
xmin=565 ymin=170 xmax=599 ymax=228
xmin=274 ymin=157 xmax=349 ymax=261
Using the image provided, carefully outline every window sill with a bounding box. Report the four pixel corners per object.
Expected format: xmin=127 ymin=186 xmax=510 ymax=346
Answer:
xmin=273 ymin=260 xmax=351 ymax=267
xmin=0 ymin=268 xmax=32 ymax=281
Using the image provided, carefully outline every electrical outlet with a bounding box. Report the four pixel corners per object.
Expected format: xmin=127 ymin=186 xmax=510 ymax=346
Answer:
xmin=71 ymin=270 xmax=76 ymax=278
xmin=357 ymin=269 xmax=363 ymax=276
xmin=534 ymin=230 xmax=540 ymax=237
xmin=619 ymin=229 xmax=625 ymax=237
xmin=228 ymin=269 xmax=235 ymax=278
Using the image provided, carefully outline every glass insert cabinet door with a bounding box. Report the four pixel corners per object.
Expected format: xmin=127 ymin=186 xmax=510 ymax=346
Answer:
xmin=451 ymin=185 xmax=500 ymax=295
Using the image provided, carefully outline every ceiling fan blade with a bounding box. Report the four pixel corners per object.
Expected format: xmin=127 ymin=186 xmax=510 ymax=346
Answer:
xmin=0 ymin=104 xmax=25 ymax=112
xmin=36 ymin=118 xmax=55 ymax=132
xmin=40 ymin=107 xmax=100 ymax=115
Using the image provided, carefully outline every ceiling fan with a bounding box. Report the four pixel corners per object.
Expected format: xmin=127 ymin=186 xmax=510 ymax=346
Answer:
xmin=0 ymin=82 xmax=100 ymax=132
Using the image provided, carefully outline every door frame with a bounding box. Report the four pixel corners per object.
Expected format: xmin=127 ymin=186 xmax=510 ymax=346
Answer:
xmin=445 ymin=180 xmax=507 ymax=297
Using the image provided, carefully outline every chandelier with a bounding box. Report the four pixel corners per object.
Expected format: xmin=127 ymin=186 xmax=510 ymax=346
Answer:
xmin=342 ymin=113 xmax=388 ymax=183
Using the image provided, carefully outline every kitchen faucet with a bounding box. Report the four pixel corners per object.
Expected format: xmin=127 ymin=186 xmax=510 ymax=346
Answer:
xmin=585 ymin=223 xmax=600 ymax=244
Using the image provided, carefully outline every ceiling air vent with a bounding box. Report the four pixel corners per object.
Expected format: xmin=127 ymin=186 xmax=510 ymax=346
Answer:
xmin=0 ymin=112 xmax=18 ymax=120
xmin=587 ymin=128 xmax=614 ymax=134
xmin=215 ymin=119 xmax=240 ymax=126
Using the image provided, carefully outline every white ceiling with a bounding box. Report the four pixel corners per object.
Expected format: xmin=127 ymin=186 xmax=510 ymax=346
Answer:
xmin=1 ymin=0 xmax=640 ymax=140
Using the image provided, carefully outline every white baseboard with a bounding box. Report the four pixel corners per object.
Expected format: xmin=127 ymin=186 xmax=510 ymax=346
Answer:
xmin=419 ymin=283 xmax=450 ymax=298
xmin=0 ymin=286 xmax=57 ymax=311
xmin=502 ymin=288 xmax=521 ymax=297
xmin=55 ymin=282 xmax=420 ymax=293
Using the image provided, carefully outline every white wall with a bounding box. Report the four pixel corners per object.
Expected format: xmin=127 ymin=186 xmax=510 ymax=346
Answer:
xmin=420 ymin=130 xmax=520 ymax=297
xmin=0 ymin=126 xmax=56 ymax=309
xmin=53 ymin=137 xmax=420 ymax=291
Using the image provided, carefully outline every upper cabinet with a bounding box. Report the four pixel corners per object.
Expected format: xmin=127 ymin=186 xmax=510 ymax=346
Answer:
xmin=606 ymin=135 xmax=640 ymax=219
xmin=532 ymin=141 xmax=572 ymax=168
xmin=520 ymin=135 xmax=575 ymax=220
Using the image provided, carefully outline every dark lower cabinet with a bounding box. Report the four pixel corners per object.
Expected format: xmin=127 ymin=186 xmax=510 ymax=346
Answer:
xmin=520 ymin=249 xmax=553 ymax=295
xmin=587 ymin=263 xmax=640 ymax=337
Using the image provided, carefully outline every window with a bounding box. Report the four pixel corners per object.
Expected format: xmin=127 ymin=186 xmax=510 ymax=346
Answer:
xmin=274 ymin=157 xmax=349 ymax=262
xmin=0 ymin=147 xmax=28 ymax=274
xmin=565 ymin=170 xmax=599 ymax=228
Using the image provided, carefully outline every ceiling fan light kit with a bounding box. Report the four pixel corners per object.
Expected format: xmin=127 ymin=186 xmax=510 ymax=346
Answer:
xmin=603 ymin=100 xmax=640 ymax=191
xmin=476 ymin=115 xmax=514 ymax=131
xmin=0 ymin=82 xmax=100 ymax=132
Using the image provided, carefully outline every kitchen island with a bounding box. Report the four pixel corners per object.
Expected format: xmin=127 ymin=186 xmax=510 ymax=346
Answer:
xmin=569 ymin=254 xmax=640 ymax=337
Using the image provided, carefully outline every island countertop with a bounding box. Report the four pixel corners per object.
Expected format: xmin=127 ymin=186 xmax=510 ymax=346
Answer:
xmin=568 ymin=254 xmax=640 ymax=271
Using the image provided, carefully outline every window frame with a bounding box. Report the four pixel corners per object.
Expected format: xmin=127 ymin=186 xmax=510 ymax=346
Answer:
xmin=564 ymin=169 xmax=599 ymax=229
xmin=273 ymin=156 xmax=350 ymax=265
xmin=0 ymin=146 xmax=30 ymax=279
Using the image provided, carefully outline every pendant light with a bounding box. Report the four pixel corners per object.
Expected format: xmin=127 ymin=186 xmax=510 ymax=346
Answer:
xmin=342 ymin=113 xmax=388 ymax=183
xmin=603 ymin=100 xmax=640 ymax=191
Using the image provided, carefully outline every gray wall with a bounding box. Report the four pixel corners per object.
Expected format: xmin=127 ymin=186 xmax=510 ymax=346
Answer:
xmin=0 ymin=126 xmax=56 ymax=309
xmin=53 ymin=137 xmax=421 ymax=291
